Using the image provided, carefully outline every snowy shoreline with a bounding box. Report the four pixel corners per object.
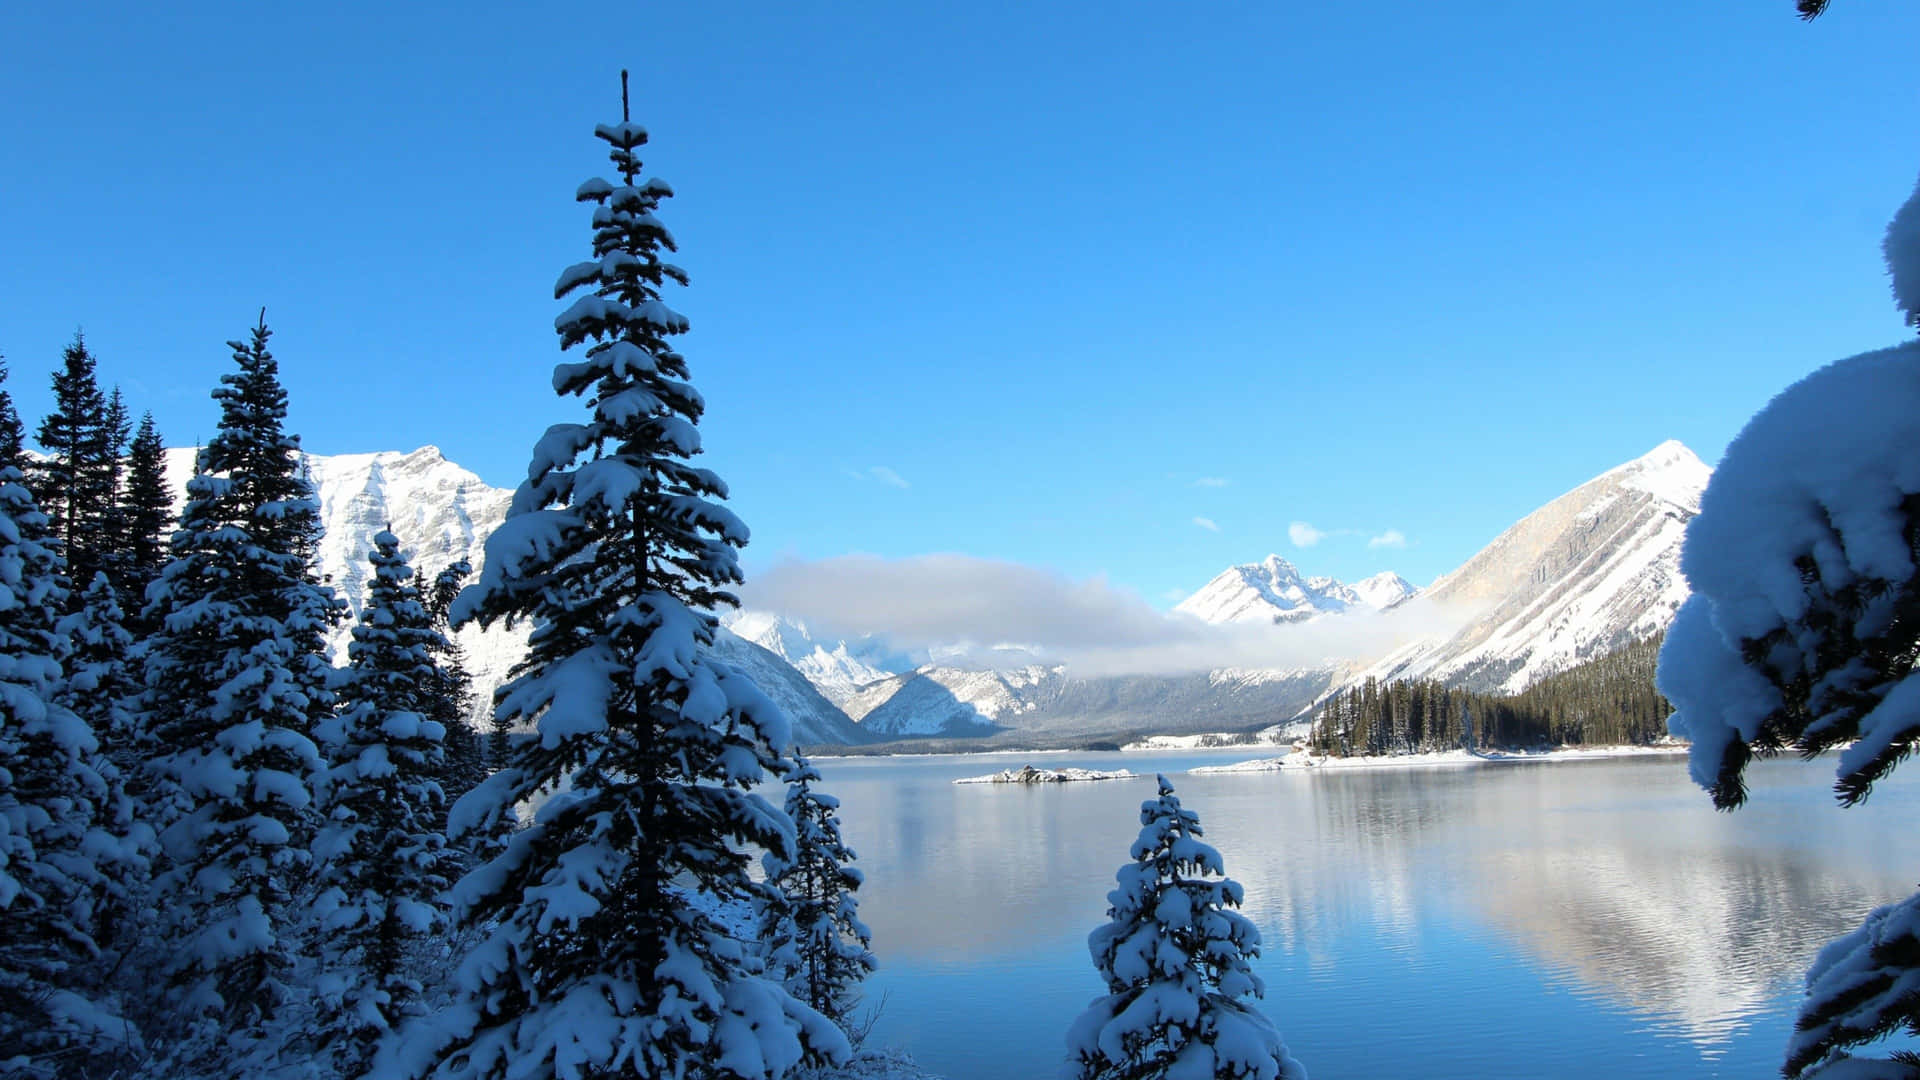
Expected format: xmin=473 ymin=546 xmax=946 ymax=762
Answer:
xmin=1188 ymin=744 xmax=1689 ymax=775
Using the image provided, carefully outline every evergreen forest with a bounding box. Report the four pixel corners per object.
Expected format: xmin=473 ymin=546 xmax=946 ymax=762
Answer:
xmin=1306 ymin=635 xmax=1673 ymax=757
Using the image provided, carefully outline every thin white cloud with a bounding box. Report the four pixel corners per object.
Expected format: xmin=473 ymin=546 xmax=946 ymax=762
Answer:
xmin=1192 ymin=516 xmax=1220 ymax=533
xmin=1288 ymin=521 xmax=1326 ymax=547
xmin=1194 ymin=477 xmax=1230 ymax=488
xmin=1368 ymin=529 xmax=1408 ymax=549
xmin=866 ymin=466 xmax=910 ymax=489
xmin=740 ymin=553 xmax=1472 ymax=678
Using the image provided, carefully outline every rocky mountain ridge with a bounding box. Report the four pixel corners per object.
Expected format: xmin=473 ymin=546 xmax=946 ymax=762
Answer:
xmin=1174 ymin=555 xmax=1417 ymax=625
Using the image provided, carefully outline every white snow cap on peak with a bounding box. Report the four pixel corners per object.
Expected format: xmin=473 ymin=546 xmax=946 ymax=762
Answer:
xmin=1176 ymin=551 xmax=1411 ymax=625
xmin=1608 ymin=440 xmax=1710 ymax=511
xmin=1886 ymin=173 xmax=1920 ymax=329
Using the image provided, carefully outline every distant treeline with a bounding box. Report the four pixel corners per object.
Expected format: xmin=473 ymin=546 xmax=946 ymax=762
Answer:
xmin=1307 ymin=634 xmax=1671 ymax=756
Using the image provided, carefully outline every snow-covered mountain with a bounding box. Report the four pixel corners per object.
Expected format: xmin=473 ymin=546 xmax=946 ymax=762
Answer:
xmin=706 ymin=630 xmax=874 ymax=746
xmin=1351 ymin=571 xmax=1418 ymax=611
xmin=163 ymin=445 xmax=523 ymax=719
xmin=1175 ymin=555 xmax=1416 ymax=625
xmin=720 ymin=611 xmax=914 ymax=708
xmin=840 ymin=663 xmax=1330 ymax=743
xmin=159 ymin=446 xmax=870 ymax=747
xmin=801 ymin=441 xmax=1705 ymax=738
xmin=713 ymin=614 xmax=1328 ymax=744
xmin=153 ymin=437 xmax=1709 ymax=748
xmin=1351 ymin=440 xmax=1709 ymax=695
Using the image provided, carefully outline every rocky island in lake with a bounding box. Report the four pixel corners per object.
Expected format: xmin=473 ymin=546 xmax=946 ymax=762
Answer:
xmin=952 ymin=765 xmax=1138 ymax=785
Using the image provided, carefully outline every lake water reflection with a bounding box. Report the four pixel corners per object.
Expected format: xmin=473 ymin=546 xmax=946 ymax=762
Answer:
xmin=813 ymin=750 xmax=1920 ymax=1080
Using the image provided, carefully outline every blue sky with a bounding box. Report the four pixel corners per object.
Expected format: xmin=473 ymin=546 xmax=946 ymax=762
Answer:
xmin=4 ymin=2 xmax=1917 ymax=607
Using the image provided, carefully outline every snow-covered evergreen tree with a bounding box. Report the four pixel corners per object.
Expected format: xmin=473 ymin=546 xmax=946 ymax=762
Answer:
xmin=33 ymin=333 xmax=117 ymax=596
xmin=1659 ymin=174 xmax=1920 ymax=1079
xmin=382 ymin=91 xmax=848 ymax=1080
xmin=311 ymin=531 xmax=455 ymax=1075
xmin=96 ymin=388 xmax=132 ymax=589
xmin=118 ymin=411 xmax=172 ymax=627
xmin=54 ymin=573 xmax=150 ymax=972
xmin=762 ymin=756 xmax=876 ymax=1031
xmin=0 ymin=355 xmax=24 ymax=474
xmin=137 ymin=314 xmax=341 ymax=1067
xmin=0 ymin=470 xmax=128 ymax=1073
xmin=1064 ymin=775 xmax=1306 ymax=1080
xmin=420 ymin=559 xmax=485 ymax=818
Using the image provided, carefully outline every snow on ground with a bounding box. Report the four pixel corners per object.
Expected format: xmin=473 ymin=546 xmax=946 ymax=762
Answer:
xmin=1189 ymin=744 xmax=1690 ymax=774
xmin=952 ymin=764 xmax=1139 ymax=784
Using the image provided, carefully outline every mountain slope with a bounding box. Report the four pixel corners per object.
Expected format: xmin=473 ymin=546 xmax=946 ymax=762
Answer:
xmin=845 ymin=663 xmax=1330 ymax=744
xmin=708 ymin=629 xmax=874 ymax=746
xmin=1355 ymin=440 xmax=1709 ymax=695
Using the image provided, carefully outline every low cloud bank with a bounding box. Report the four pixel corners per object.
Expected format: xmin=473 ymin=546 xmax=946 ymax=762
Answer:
xmin=739 ymin=553 xmax=1470 ymax=678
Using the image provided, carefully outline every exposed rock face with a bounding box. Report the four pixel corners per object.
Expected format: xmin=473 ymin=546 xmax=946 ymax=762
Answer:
xmin=165 ymin=445 xmax=520 ymax=727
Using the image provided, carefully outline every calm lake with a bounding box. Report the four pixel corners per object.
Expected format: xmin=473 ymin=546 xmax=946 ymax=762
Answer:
xmin=812 ymin=749 xmax=1920 ymax=1080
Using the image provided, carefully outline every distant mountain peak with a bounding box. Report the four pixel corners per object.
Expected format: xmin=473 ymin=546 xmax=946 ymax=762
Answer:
xmin=1176 ymin=554 xmax=1411 ymax=626
xmin=1353 ymin=571 xmax=1417 ymax=610
xmin=719 ymin=609 xmax=916 ymax=708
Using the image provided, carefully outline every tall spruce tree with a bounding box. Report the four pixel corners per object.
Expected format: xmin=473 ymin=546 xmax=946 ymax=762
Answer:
xmin=0 ymin=470 xmax=128 ymax=1073
xmin=98 ymin=389 xmax=132 ymax=586
xmin=384 ymin=86 xmax=848 ymax=1080
xmin=1065 ymin=776 xmax=1307 ymax=1080
xmin=761 ymin=756 xmax=876 ymax=1032
xmin=33 ymin=334 xmax=117 ymax=594
xmin=138 ymin=314 xmax=341 ymax=1065
xmin=312 ymin=531 xmax=455 ymax=1076
xmin=118 ymin=412 xmax=173 ymax=620
xmin=0 ymin=355 xmax=24 ymax=474
xmin=421 ymin=559 xmax=486 ymax=816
